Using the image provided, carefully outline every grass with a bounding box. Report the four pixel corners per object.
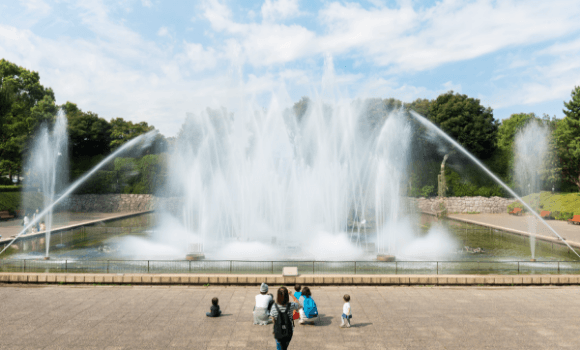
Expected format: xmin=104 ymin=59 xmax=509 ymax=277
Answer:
xmin=508 ymin=191 xmax=580 ymax=220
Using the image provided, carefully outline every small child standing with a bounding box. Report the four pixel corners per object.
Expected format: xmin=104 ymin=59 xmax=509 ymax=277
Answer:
xmin=341 ymin=294 xmax=352 ymax=328
xmin=206 ymin=297 xmax=221 ymax=317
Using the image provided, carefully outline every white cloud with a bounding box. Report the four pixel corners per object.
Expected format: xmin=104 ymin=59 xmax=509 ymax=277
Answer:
xmin=21 ymin=0 xmax=51 ymax=14
xmin=2 ymin=0 xmax=580 ymax=136
xmin=442 ymin=81 xmax=462 ymax=93
xmin=157 ymin=26 xmax=169 ymax=37
xmin=261 ymin=0 xmax=301 ymax=22
xmin=202 ymin=0 xmax=580 ymax=73
xmin=488 ymin=38 xmax=580 ymax=109
xmin=182 ymin=42 xmax=217 ymax=71
xmin=141 ymin=0 xmax=152 ymax=7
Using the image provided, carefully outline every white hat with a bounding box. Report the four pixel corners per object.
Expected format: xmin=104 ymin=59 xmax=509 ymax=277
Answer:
xmin=260 ymin=283 xmax=268 ymax=293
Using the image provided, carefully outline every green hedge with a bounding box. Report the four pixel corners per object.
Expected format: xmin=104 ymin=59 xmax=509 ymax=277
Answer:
xmin=446 ymin=170 xmax=505 ymax=197
xmin=0 ymin=185 xmax=21 ymax=192
xmin=73 ymin=154 xmax=167 ymax=194
xmin=0 ymin=192 xmax=45 ymax=214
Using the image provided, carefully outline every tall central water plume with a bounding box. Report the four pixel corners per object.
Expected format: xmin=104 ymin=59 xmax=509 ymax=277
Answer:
xmin=514 ymin=121 xmax=549 ymax=258
xmin=24 ymin=114 xmax=68 ymax=258
xmin=163 ymin=99 xmax=421 ymax=260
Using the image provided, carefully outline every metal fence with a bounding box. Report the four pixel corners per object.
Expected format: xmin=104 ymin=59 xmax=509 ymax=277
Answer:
xmin=2 ymin=259 xmax=580 ymax=275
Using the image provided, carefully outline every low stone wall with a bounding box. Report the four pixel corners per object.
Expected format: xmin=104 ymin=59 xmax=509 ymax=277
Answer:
xmin=63 ymin=194 xmax=182 ymax=213
xmin=64 ymin=194 xmax=155 ymax=212
xmin=414 ymin=196 xmax=515 ymax=214
xmin=0 ymin=273 xmax=576 ymax=285
xmin=61 ymin=194 xmax=514 ymax=214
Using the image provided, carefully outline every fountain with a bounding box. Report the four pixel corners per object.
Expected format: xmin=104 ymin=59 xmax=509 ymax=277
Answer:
xmin=409 ymin=111 xmax=580 ymax=259
xmin=0 ymin=130 xmax=158 ymax=257
xmin=145 ymin=96 xmax=460 ymax=262
xmin=514 ymin=121 xmax=549 ymax=260
xmin=24 ymin=114 xmax=68 ymax=259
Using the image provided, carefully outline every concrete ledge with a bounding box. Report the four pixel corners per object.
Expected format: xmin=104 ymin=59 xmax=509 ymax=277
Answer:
xmin=2 ymin=273 xmax=580 ymax=286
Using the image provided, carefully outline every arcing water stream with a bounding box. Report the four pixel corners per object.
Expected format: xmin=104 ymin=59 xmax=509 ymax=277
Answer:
xmin=409 ymin=111 xmax=580 ymax=259
xmin=0 ymin=130 xmax=158 ymax=257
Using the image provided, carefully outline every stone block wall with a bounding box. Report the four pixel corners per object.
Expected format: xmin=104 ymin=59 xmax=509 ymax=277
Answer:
xmin=63 ymin=194 xmax=155 ymax=212
xmin=414 ymin=196 xmax=515 ymax=214
xmin=60 ymin=194 xmax=186 ymax=213
xmin=61 ymin=194 xmax=514 ymax=214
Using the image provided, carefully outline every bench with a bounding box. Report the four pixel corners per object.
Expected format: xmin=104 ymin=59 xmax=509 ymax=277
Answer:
xmin=540 ymin=210 xmax=552 ymax=219
xmin=509 ymin=207 xmax=522 ymax=215
xmin=282 ymin=267 xmax=298 ymax=277
xmin=0 ymin=210 xmax=14 ymax=220
xmin=568 ymin=215 xmax=580 ymax=225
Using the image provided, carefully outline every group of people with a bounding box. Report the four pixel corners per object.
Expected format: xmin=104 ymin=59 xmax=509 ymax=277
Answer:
xmin=206 ymin=283 xmax=352 ymax=350
xmin=21 ymin=208 xmax=44 ymax=234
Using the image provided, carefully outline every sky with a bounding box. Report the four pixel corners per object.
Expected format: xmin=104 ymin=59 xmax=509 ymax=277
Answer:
xmin=1 ymin=0 xmax=580 ymax=137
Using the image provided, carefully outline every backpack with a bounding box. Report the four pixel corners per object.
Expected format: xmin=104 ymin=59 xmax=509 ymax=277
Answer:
xmin=273 ymin=304 xmax=293 ymax=341
xmin=303 ymin=297 xmax=318 ymax=318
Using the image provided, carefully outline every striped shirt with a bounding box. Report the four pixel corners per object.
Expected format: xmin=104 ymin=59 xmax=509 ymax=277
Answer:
xmin=269 ymin=302 xmax=299 ymax=319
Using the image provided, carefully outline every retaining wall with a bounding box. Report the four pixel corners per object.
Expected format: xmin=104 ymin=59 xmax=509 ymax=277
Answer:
xmin=0 ymin=273 xmax=578 ymax=286
xmin=414 ymin=196 xmax=515 ymax=214
xmin=63 ymin=194 xmax=515 ymax=215
xmin=63 ymin=194 xmax=181 ymax=213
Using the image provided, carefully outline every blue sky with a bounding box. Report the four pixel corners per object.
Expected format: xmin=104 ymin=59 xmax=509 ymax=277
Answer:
xmin=1 ymin=0 xmax=580 ymax=136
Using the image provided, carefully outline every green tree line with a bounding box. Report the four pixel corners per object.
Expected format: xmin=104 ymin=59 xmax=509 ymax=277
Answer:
xmin=293 ymin=87 xmax=580 ymax=197
xmin=0 ymin=59 xmax=167 ymax=190
xmin=3 ymin=58 xmax=580 ymax=197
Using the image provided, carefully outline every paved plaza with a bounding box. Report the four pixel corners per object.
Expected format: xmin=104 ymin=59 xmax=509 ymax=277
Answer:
xmin=0 ymin=285 xmax=579 ymax=349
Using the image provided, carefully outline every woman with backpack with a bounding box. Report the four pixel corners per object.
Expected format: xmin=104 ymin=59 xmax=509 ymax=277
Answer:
xmin=298 ymin=286 xmax=318 ymax=325
xmin=269 ymin=286 xmax=300 ymax=350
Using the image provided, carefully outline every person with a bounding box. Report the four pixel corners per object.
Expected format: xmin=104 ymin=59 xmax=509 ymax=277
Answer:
xmin=298 ymin=286 xmax=318 ymax=325
xmin=270 ymin=286 xmax=300 ymax=350
xmin=34 ymin=208 xmax=40 ymax=232
xmin=293 ymin=285 xmax=302 ymax=301
xmin=341 ymin=294 xmax=352 ymax=328
xmin=289 ymin=285 xmax=301 ymax=321
xmin=22 ymin=213 xmax=30 ymax=234
xmin=254 ymin=283 xmax=274 ymax=325
xmin=206 ymin=297 xmax=221 ymax=317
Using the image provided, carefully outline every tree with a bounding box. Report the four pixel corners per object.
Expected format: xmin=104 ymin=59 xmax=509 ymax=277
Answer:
xmin=0 ymin=59 xmax=57 ymax=180
xmin=63 ymin=102 xmax=112 ymax=159
xmin=292 ymin=96 xmax=310 ymax=123
xmin=405 ymin=98 xmax=431 ymax=119
xmin=555 ymin=86 xmax=580 ymax=190
xmin=109 ymin=118 xmax=154 ymax=149
xmin=497 ymin=113 xmax=537 ymax=150
xmin=429 ymin=91 xmax=497 ymax=159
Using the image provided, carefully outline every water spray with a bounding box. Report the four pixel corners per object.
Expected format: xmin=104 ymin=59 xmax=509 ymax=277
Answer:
xmin=409 ymin=111 xmax=580 ymax=259
xmin=0 ymin=130 xmax=158 ymax=257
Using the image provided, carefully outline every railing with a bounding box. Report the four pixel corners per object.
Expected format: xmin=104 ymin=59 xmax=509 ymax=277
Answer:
xmin=2 ymin=259 xmax=580 ymax=275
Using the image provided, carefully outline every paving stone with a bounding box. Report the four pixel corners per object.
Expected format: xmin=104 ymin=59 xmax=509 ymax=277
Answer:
xmin=0 ymin=285 xmax=579 ymax=349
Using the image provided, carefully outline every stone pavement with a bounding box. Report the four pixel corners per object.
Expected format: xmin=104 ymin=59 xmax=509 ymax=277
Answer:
xmin=1 ymin=285 xmax=579 ymax=349
xmin=448 ymin=213 xmax=580 ymax=247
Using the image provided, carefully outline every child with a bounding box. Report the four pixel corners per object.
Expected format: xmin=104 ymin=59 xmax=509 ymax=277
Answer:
xmin=206 ymin=297 xmax=221 ymax=317
xmin=293 ymin=285 xmax=302 ymax=301
xmin=341 ymin=294 xmax=352 ymax=328
xmin=290 ymin=285 xmax=302 ymax=321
